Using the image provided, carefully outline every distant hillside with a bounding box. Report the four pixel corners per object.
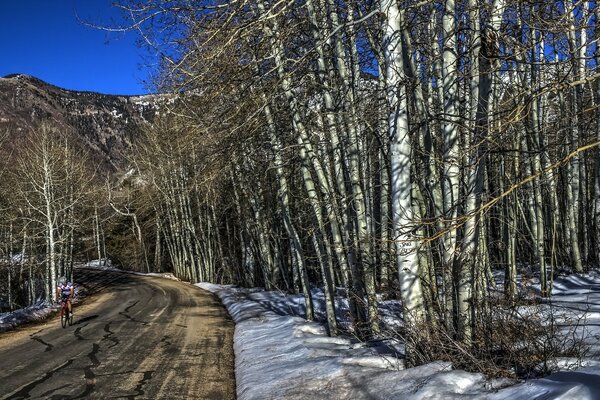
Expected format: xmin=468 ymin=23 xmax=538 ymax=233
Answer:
xmin=0 ymin=74 xmax=174 ymax=173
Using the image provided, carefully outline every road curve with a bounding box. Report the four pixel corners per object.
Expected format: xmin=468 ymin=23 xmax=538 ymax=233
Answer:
xmin=0 ymin=268 xmax=236 ymax=399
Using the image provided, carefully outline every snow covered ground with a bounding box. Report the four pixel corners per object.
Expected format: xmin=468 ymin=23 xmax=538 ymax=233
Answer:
xmin=0 ymin=302 xmax=59 ymax=332
xmin=2 ymin=262 xmax=600 ymax=398
xmin=198 ymin=271 xmax=600 ymax=399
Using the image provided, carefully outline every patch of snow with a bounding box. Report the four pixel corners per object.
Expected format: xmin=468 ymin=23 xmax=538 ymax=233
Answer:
xmin=81 ymin=259 xmax=179 ymax=281
xmin=110 ymin=109 xmax=123 ymax=118
xmin=0 ymin=302 xmax=57 ymax=333
xmin=137 ymin=272 xmax=180 ymax=281
xmin=82 ymin=259 xmax=120 ymax=271
xmin=198 ymin=283 xmax=485 ymax=399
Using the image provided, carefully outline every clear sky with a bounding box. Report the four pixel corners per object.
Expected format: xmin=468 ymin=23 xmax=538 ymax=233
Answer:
xmin=0 ymin=0 xmax=151 ymax=95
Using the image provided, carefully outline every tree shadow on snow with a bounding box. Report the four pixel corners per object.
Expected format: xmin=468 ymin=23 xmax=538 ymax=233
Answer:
xmin=544 ymin=371 xmax=600 ymax=400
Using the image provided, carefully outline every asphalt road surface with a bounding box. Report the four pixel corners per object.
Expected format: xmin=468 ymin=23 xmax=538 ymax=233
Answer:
xmin=0 ymin=268 xmax=236 ymax=399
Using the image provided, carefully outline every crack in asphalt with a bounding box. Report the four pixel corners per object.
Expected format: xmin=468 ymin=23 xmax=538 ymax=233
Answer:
xmin=78 ymin=370 xmax=154 ymax=400
xmin=70 ymin=342 xmax=102 ymax=399
xmin=102 ymin=322 xmax=119 ymax=348
xmin=73 ymin=324 xmax=88 ymax=341
xmin=4 ymin=359 xmax=74 ymax=399
xmin=124 ymin=301 xmax=139 ymax=313
xmin=118 ymin=300 xmax=148 ymax=326
xmin=30 ymin=336 xmax=54 ymax=352
xmin=122 ymin=370 xmax=155 ymax=400
xmin=118 ymin=311 xmax=148 ymax=325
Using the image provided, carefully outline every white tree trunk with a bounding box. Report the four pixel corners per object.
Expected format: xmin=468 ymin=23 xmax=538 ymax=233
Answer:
xmin=382 ymin=0 xmax=425 ymax=344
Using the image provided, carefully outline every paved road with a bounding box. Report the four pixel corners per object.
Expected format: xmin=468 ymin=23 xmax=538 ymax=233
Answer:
xmin=0 ymin=268 xmax=236 ymax=399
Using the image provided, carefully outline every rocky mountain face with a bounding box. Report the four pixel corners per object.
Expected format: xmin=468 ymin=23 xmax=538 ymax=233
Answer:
xmin=0 ymin=74 xmax=172 ymax=173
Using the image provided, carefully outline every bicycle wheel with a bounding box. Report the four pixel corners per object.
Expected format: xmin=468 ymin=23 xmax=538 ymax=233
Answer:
xmin=61 ymin=309 xmax=67 ymax=328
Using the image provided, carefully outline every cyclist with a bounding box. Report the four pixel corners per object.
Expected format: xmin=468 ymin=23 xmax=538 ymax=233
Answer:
xmin=56 ymin=276 xmax=74 ymax=316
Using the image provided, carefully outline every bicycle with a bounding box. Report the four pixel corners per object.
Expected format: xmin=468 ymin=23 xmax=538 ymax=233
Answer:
xmin=59 ymin=297 xmax=73 ymax=328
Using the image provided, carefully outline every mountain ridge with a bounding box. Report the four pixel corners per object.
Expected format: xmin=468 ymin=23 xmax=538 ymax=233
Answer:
xmin=2 ymin=73 xmax=150 ymax=97
xmin=0 ymin=74 xmax=172 ymax=173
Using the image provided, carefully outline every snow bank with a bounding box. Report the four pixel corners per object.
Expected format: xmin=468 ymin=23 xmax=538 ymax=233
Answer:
xmin=83 ymin=259 xmax=179 ymax=281
xmin=198 ymin=283 xmax=490 ymax=399
xmin=198 ymin=277 xmax=600 ymax=400
xmin=83 ymin=259 xmax=120 ymax=271
xmin=0 ymin=302 xmax=57 ymax=333
xmin=136 ymin=272 xmax=180 ymax=281
xmin=486 ymin=368 xmax=600 ymax=400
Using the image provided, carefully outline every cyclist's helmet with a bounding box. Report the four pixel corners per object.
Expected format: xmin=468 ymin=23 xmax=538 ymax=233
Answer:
xmin=58 ymin=276 xmax=67 ymax=286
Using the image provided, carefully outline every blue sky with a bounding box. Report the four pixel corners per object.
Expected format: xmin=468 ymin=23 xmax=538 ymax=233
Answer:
xmin=0 ymin=0 xmax=151 ymax=95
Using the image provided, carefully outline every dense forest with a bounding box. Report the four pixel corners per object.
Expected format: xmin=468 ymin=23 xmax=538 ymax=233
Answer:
xmin=1 ymin=0 xmax=599 ymax=370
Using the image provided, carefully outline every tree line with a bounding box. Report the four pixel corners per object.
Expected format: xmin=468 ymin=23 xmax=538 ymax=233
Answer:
xmin=0 ymin=126 xmax=96 ymax=307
